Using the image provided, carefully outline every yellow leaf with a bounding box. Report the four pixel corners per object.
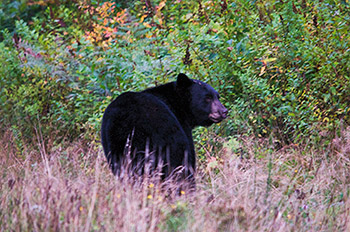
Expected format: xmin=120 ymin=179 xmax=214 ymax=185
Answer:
xmin=263 ymin=57 xmax=277 ymax=63
xmin=259 ymin=66 xmax=266 ymax=76
xmin=140 ymin=14 xmax=147 ymax=23
xmin=143 ymin=22 xmax=152 ymax=28
xmin=158 ymin=0 xmax=166 ymax=10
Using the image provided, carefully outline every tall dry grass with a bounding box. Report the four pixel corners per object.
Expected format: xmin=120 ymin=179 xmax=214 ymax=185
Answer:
xmin=1 ymin=129 xmax=350 ymax=231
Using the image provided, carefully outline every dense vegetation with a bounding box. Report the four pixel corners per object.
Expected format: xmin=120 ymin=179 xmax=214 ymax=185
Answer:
xmin=1 ymin=0 xmax=349 ymax=231
xmin=1 ymin=0 xmax=349 ymax=147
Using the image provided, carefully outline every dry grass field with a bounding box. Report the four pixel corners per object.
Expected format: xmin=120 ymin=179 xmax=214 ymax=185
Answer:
xmin=1 ymin=129 xmax=350 ymax=231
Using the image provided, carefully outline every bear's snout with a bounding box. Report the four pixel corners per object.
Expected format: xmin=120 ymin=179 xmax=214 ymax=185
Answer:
xmin=209 ymin=101 xmax=228 ymax=123
xmin=221 ymin=107 xmax=228 ymax=119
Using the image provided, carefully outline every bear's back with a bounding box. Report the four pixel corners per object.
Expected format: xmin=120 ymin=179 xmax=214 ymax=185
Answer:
xmin=101 ymin=91 xmax=192 ymax=175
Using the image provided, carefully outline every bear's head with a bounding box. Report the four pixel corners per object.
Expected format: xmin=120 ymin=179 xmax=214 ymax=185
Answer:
xmin=176 ymin=73 xmax=228 ymax=127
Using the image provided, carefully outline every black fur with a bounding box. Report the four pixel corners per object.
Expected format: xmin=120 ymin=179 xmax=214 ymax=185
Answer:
xmin=101 ymin=73 xmax=228 ymax=182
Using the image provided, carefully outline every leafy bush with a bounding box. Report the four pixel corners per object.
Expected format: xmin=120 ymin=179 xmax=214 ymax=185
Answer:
xmin=0 ymin=0 xmax=44 ymax=40
xmin=0 ymin=0 xmax=349 ymax=149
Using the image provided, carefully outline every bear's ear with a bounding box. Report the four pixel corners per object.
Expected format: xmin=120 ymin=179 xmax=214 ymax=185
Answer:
xmin=176 ymin=73 xmax=192 ymax=88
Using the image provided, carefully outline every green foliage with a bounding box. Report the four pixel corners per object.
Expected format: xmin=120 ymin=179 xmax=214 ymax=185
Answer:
xmin=161 ymin=201 xmax=190 ymax=232
xmin=0 ymin=0 xmax=349 ymax=149
xmin=0 ymin=0 xmax=44 ymax=40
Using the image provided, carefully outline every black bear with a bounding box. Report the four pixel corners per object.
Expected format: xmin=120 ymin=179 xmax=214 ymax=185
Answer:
xmin=101 ymin=73 xmax=228 ymax=183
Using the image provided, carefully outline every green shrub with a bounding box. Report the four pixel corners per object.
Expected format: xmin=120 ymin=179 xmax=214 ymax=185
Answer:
xmin=0 ymin=0 xmax=349 ymax=150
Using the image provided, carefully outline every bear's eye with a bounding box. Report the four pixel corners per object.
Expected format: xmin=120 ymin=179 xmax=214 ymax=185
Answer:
xmin=205 ymin=95 xmax=213 ymax=102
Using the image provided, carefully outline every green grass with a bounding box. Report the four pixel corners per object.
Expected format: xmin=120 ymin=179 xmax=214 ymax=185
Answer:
xmin=1 ymin=129 xmax=350 ymax=231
